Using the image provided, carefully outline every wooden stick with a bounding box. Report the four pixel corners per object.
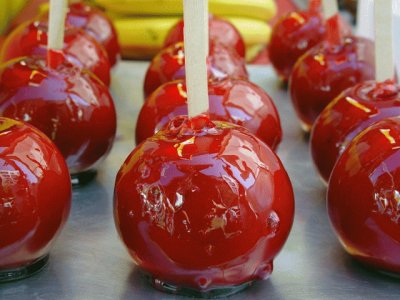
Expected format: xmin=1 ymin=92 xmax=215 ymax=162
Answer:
xmin=322 ymin=0 xmax=338 ymax=19
xmin=48 ymin=0 xmax=67 ymax=51
xmin=47 ymin=0 xmax=67 ymax=68
xmin=374 ymin=0 xmax=394 ymax=81
xmin=323 ymin=0 xmax=341 ymax=45
xmin=184 ymin=0 xmax=209 ymax=117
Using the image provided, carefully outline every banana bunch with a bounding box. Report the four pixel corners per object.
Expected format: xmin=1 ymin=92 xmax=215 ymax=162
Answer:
xmin=0 ymin=0 xmax=27 ymax=34
xmin=0 ymin=0 xmax=9 ymax=35
xmin=93 ymin=0 xmax=276 ymax=61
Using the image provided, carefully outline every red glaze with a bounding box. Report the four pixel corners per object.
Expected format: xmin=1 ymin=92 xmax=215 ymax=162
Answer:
xmin=64 ymin=2 xmax=120 ymax=66
xmin=0 ymin=117 xmax=71 ymax=270
xmin=143 ymin=42 xmax=248 ymax=98
xmin=115 ymin=115 xmax=294 ymax=292
xmin=311 ymin=80 xmax=400 ymax=183
xmin=164 ymin=15 xmax=246 ymax=58
xmin=268 ymin=9 xmax=326 ymax=81
xmin=0 ymin=20 xmax=111 ymax=86
xmin=289 ymin=36 xmax=375 ymax=131
xmin=136 ymin=78 xmax=282 ymax=149
xmin=328 ymin=117 xmax=400 ymax=274
xmin=0 ymin=57 xmax=117 ymax=175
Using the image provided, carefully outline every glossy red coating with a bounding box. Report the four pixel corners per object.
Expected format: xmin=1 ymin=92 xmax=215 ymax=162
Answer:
xmin=0 ymin=20 xmax=111 ymax=86
xmin=328 ymin=117 xmax=400 ymax=274
xmin=289 ymin=36 xmax=375 ymax=131
xmin=268 ymin=7 xmax=326 ymax=81
xmin=136 ymin=78 xmax=282 ymax=149
xmin=65 ymin=2 xmax=120 ymax=66
xmin=0 ymin=57 xmax=117 ymax=175
xmin=163 ymin=15 xmax=246 ymax=58
xmin=115 ymin=115 xmax=294 ymax=292
xmin=311 ymin=80 xmax=400 ymax=183
xmin=0 ymin=117 xmax=71 ymax=270
xmin=143 ymin=42 xmax=248 ymax=98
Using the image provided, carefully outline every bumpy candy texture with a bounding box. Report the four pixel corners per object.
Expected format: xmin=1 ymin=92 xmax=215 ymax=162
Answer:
xmin=328 ymin=117 xmax=400 ymax=274
xmin=0 ymin=118 xmax=71 ymax=281
xmin=0 ymin=20 xmax=111 ymax=86
xmin=289 ymin=36 xmax=375 ymax=130
xmin=143 ymin=42 xmax=248 ymax=98
xmin=311 ymin=80 xmax=400 ymax=183
xmin=115 ymin=116 xmax=294 ymax=296
xmin=268 ymin=9 xmax=326 ymax=81
xmin=163 ymin=15 xmax=246 ymax=58
xmin=0 ymin=57 xmax=116 ymax=176
xmin=136 ymin=78 xmax=282 ymax=149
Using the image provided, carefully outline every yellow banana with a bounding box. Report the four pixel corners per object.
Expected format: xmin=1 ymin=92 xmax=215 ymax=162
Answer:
xmin=223 ymin=17 xmax=271 ymax=49
xmin=114 ymin=17 xmax=180 ymax=60
xmin=210 ymin=0 xmax=276 ymax=22
xmin=113 ymin=16 xmax=270 ymax=61
xmin=0 ymin=0 xmax=9 ymax=35
xmin=9 ymin=0 xmax=27 ymax=19
xmin=245 ymin=44 xmax=266 ymax=62
xmin=94 ymin=0 xmax=276 ymax=21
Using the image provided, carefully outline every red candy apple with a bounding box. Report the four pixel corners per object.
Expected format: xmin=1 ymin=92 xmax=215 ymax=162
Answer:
xmin=0 ymin=56 xmax=117 ymax=184
xmin=136 ymin=78 xmax=282 ymax=149
xmin=115 ymin=115 xmax=294 ymax=296
xmin=0 ymin=117 xmax=71 ymax=282
xmin=143 ymin=42 xmax=248 ymax=98
xmin=328 ymin=116 xmax=400 ymax=274
xmin=289 ymin=36 xmax=375 ymax=131
xmin=268 ymin=2 xmax=326 ymax=82
xmin=164 ymin=15 xmax=246 ymax=58
xmin=59 ymin=2 xmax=120 ymax=66
xmin=0 ymin=20 xmax=111 ymax=86
xmin=311 ymin=80 xmax=400 ymax=183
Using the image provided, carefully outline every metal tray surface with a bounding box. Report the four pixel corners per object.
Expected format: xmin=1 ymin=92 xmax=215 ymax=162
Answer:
xmin=1 ymin=62 xmax=400 ymax=300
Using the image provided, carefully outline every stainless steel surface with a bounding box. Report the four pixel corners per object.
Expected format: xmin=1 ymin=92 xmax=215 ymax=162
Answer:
xmin=1 ymin=62 xmax=400 ymax=299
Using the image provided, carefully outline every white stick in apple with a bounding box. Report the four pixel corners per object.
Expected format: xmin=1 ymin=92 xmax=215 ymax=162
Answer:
xmin=374 ymin=0 xmax=394 ymax=81
xmin=183 ymin=0 xmax=209 ymax=117
xmin=322 ymin=0 xmax=342 ymax=45
xmin=322 ymin=0 xmax=338 ymax=20
xmin=48 ymin=0 xmax=67 ymax=51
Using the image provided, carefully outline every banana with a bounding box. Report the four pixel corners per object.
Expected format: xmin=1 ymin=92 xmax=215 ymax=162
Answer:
xmin=94 ymin=0 xmax=276 ymax=21
xmin=0 ymin=0 xmax=9 ymax=35
xmin=9 ymin=0 xmax=27 ymax=19
xmin=210 ymin=0 xmax=276 ymax=22
xmin=223 ymin=16 xmax=271 ymax=52
xmin=114 ymin=17 xmax=180 ymax=60
xmin=113 ymin=16 xmax=270 ymax=61
xmin=245 ymin=44 xmax=266 ymax=62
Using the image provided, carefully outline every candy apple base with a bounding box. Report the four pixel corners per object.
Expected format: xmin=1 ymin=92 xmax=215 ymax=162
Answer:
xmin=0 ymin=255 xmax=49 ymax=283
xmin=0 ymin=21 xmax=111 ymax=86
xmin=66 ymin=2 xmax=120 ymax=67
xmin=311 ymin=80 xmax=400 ymax=183
xmin=0 ymin=57 xmax=117 ymax=177
xmin=0 ymin=118 xmax=71 ymax=283
xmin=269 ymin=9 xmax=326 ymax=82
xmin=147 ymin=274 xmax=256 ymax=298
xmin=115 ymin=116 xmax=294 ymax=296
xmin=136 ymin=78 xmax=282 ymax=149
xmin=328 ymin=118 xmax=400 ymax=275
xmin=143 ymin=42 xmax=248 ymax=98
xmin=71 ymin=169 xmax=98 ymax=187
xmin=351 ymin=257 xmax=400 ymax=279
xmin=289 ymin=36 xmax=375 ymax=130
